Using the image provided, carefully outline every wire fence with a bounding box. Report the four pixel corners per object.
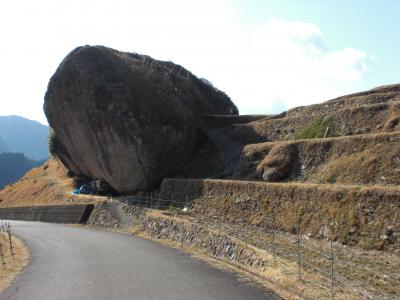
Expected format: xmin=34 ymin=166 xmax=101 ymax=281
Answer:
xmin=121 ymin=193 xmax=189 ymax=210
xmin=0 ymin=220 xmax=15 ymax=269
xmin=120 ymin=193 xmax=397 ymax=300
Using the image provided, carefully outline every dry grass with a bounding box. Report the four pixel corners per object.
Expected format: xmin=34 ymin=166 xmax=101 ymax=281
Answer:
xmin=0 ymin=158 xmax=105 ymax=208
xmin=256 ymin=143 xmax=296 ymax=182
xmin=161 ymin=178 xmax=400 ymax=251
xmin=204 ymin=217 xmax=400 ymax=299
xmin=229 ymin=97 xmax=400 ymax=147
xmin=138 ymin=210 xmax=364 ymax=300
xmin=235 ymin=131 xmax=400 ymax=186
xmin=0 ymin=233 xmax=29 ymax=292
xmin=316 ymin=142 xmax=400 ymax=185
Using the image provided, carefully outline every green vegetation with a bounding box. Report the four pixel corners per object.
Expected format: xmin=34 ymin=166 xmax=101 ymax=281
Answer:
xmin=296 ymin=116 xmax=336 ymax=140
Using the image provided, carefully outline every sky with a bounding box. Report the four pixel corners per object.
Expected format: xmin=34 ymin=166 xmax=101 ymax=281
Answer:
xmin=0 ymin=0 xmax=399 ymax=125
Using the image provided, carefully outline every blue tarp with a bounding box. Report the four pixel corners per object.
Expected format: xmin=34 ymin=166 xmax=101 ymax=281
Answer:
xmin=71 ymin=184 xmax=93 ymax=195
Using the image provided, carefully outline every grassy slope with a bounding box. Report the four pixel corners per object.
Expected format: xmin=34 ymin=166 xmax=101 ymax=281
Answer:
xmin=0 ymin=234 xmax=29 ymax=292
xmin=0 ymin=159 xmax=104 ymax=208
xmin=235 ymin=131 xmax=400 ymax=186
xmin=0 ymin=153 xmax=44 ymax=188
xmin=160 ymin=178 xmax=400 ymax=251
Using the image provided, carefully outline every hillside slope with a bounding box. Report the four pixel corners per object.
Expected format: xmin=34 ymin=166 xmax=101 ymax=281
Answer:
xmin=234 ymin=131 xmax=400 ymax=186
xmin=0 ymin=159 xmax=103 ymax=207
xmin=0 ymin=153 xmax=44 ymax=188
xmin=0 ymin=138 xmax=8 ymax=153
xmin=159 ymin=84 xmax=400 ymax=251
xmin=0 ymin=115 xmax=49 ymax=160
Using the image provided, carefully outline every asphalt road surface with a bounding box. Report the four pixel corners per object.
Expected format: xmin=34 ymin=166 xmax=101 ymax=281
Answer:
xmin=1 ymin=221 xmax=279 ymax=300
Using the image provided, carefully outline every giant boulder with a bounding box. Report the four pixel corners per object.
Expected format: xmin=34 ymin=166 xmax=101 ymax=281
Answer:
xmin=44 ymin=45 xmax=238 ymax=193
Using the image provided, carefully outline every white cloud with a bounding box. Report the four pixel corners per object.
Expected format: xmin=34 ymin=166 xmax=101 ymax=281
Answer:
xmin=0 ymin=1 xmax=372 ymax=123
xmin=192 ymin=18 xmax=373 ymax=115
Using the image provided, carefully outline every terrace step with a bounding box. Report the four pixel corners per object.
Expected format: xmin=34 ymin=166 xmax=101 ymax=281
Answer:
xmin=159 ymin=178 xmax=400 ymax=250
xmin=234 ymin=131 xmax=400 ymax=186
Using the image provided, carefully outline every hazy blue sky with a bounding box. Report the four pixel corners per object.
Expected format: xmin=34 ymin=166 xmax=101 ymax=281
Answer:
xmin=233 ymin=0 xmax=400 ymax=85
xmin=0 ymin=0 xmax=399 ymax=124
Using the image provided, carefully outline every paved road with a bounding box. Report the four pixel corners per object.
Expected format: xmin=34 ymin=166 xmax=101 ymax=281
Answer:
xmin=1 ymin=221 xmax=279 ymax=300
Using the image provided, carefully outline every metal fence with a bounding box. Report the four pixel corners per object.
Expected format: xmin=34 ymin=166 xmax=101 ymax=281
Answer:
xmin=119 ymin=193 xmax=396 ymax=300
xmin=120 ymin=193 xmax=189 ymax=210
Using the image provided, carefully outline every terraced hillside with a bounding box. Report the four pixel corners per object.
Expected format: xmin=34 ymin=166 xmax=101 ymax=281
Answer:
xmin=151 ymin=86 xmax=400 ymax=299
xmin=162 ymin=84 xmax=400 ymax=251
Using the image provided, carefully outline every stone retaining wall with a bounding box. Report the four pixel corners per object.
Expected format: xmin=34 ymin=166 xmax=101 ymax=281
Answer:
xmin=120 ymin=205 xmax=268 ymax=271
xmin=142 ymin=216 xmax=267 ymax=269
xmin=159 ymin=179 xmax=400 ymax=250
xmin=87 ymin=205 xmax=119 ymax=228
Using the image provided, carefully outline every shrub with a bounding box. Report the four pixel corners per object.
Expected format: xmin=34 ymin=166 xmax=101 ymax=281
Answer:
xmin=296 ymin=116 xmax=336 ymax=139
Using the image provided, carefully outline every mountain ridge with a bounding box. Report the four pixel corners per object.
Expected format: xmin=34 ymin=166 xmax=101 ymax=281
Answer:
xmin=0 ymin=137 xmax=8 ymax=153
xmin=0 ymin=152 xmax=44 ymax=188
xmin=0 ymin=115 xmax=49 ymax=160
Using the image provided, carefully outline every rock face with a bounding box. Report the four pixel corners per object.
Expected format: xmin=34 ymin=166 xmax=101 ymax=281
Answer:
xmin=44 ymin=45 xmax=238 ymax=193
xmin=258 ymin=144 xmax=296 ymax=182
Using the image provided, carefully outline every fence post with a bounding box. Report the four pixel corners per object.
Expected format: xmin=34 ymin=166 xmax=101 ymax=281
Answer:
xmin=272 ymin=213 xmax=276 ymax=266
xmin=7 ymin=224 xmax=14 ymax=258
xmin=0 ymin=243 xmax=5 ymax=269
xmin=330 ymin=236 xmax=335 ymax=300
xmin=296 ymin=225 xmax=301 ymax=280
xmin=272 ymin=229 xmax=276 ymax=263
xmin=218 ymin=211 xmax=221 ymax=236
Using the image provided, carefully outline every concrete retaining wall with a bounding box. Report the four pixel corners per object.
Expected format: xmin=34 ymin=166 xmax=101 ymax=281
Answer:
xmin=0 ymin=204 xmax=94 ymax=224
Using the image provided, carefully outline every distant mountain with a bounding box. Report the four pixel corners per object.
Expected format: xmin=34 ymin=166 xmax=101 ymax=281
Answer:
xmin=0 ymin=115 xmax=49 ymax=160
xmin=0 ymin=152 xmax=44 ymax=188
xmin=0 ymin=137 xmax=8 ymax=153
